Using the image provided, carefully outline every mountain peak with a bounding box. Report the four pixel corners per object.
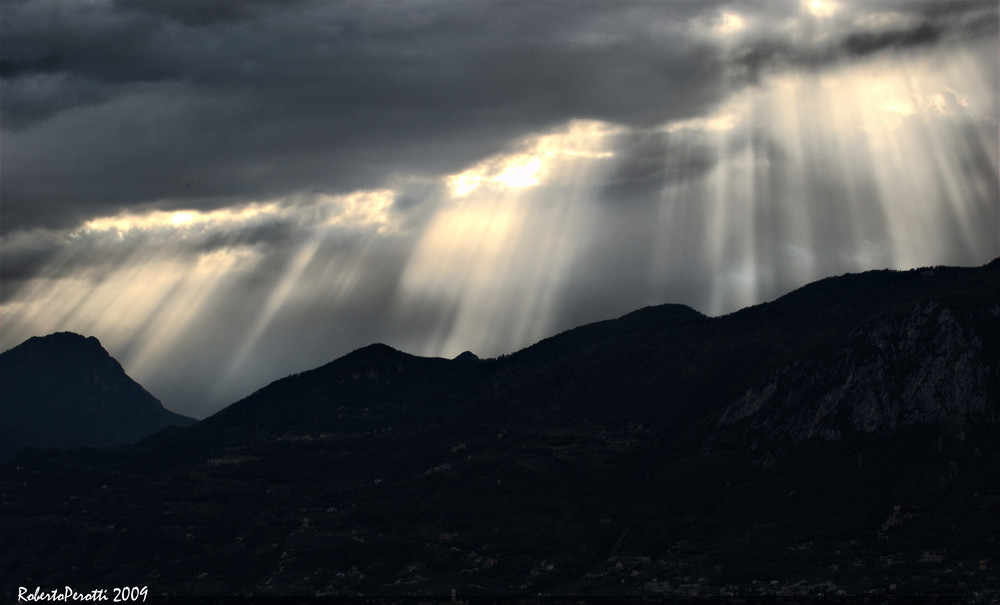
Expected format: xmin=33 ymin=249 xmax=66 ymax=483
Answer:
xmin=338 ymin=342 xmax=407 ymax=364
xmin=16 ymin=331 xmax=107 ymax=355
xmin=35 ymin=331 xmax=94 ymax=342
xmin=0 ymin=332 xmax=195 ymax=461
xmin=356 ymin=342 xmax=399 ymax=354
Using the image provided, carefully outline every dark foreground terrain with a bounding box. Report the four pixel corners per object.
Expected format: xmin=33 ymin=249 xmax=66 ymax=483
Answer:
xmin=2 ymin=261 xmax=999 ymax=601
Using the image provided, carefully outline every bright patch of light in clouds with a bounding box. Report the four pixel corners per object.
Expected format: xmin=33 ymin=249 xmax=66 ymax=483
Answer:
xmin=82 ymin=201 xmax=284 ymax=235
xmin=665 ymin=111 xmax=738 ymax=133
xmin=321 ymin=190 xmax=397 ymax=232
xmin=448 ymin=121 xmax=619 ymax=198
xmin=718 ymin=12 xmax=746 ymax=34
xmin=170 ymin=211 xmax=195 ymax=226
xmin=806 ymin=0 xmax=839 ymax=18
xmin=80 ymin=190 xmax=399 ymax=239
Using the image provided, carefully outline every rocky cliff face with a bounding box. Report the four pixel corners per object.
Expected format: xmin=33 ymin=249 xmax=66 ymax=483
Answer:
xmin=714 ymin=301 xmax=1000 ymax=449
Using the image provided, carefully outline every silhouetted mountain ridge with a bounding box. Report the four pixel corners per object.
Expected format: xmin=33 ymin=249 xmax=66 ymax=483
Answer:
xmin=0 ymin=332 xmax=195 ymax=461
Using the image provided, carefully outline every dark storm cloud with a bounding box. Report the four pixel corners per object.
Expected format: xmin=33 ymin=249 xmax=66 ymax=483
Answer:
xmin=601 ymin=130 xmax=720 ymax=207
xmin=841 ymin=21 xmax=941 ymax=56
xmin=836 ymin=1 xmax=998 ymax=58
xmin=114 ymin=0 xmax=313 ymax=27
xmin=1 ymin=0 xmax=732 ymax=235
xmin=1 ymin=226 xmax=220 ymax=303
xmin=4 ymin=0 xmax=995 ymax=237
xmin=725 ymin=1 xmax=997 ymax=85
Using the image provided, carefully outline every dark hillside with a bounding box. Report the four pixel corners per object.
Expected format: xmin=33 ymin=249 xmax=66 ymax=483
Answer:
xmin=0 ymin=333 xmax=195 ymax=461
xmin=1 ymin=260 xmax=998 ymax=599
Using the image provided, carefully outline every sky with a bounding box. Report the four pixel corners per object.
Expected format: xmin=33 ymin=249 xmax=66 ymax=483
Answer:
xmin=2 ymin=0 xmax=998 ymax=419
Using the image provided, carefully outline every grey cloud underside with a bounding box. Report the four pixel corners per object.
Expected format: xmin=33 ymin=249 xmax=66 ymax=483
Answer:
xmin=726 ymin=2 xmax=997 ymax=85
xmin=0 ymin=192 xmax=410 ymax=304
xmin=1 ymin=0 xmax=726 ymax=233
xmin=3 ymin=0 xmax=995 ymax=237
xmin=601 ymin=131 xmax=715 ymax=204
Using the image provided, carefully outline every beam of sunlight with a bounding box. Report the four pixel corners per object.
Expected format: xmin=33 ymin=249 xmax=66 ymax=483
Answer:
xmin=649 ymin=43 xmax=998 ymax=317
xmin=124 ymin=248 xmax=254 ymax=379
xmin=204 ymin=189 xmax=400 ymax=399
xmin=396 ymin=120 xmax=622 ymax=358
xmin=1 ymin=237 xmax=258 ymax=409
xmin=215 ymin=229 xmax=327 ymax=394
xmin=1 ymin=188 xmax=407 ymax=414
